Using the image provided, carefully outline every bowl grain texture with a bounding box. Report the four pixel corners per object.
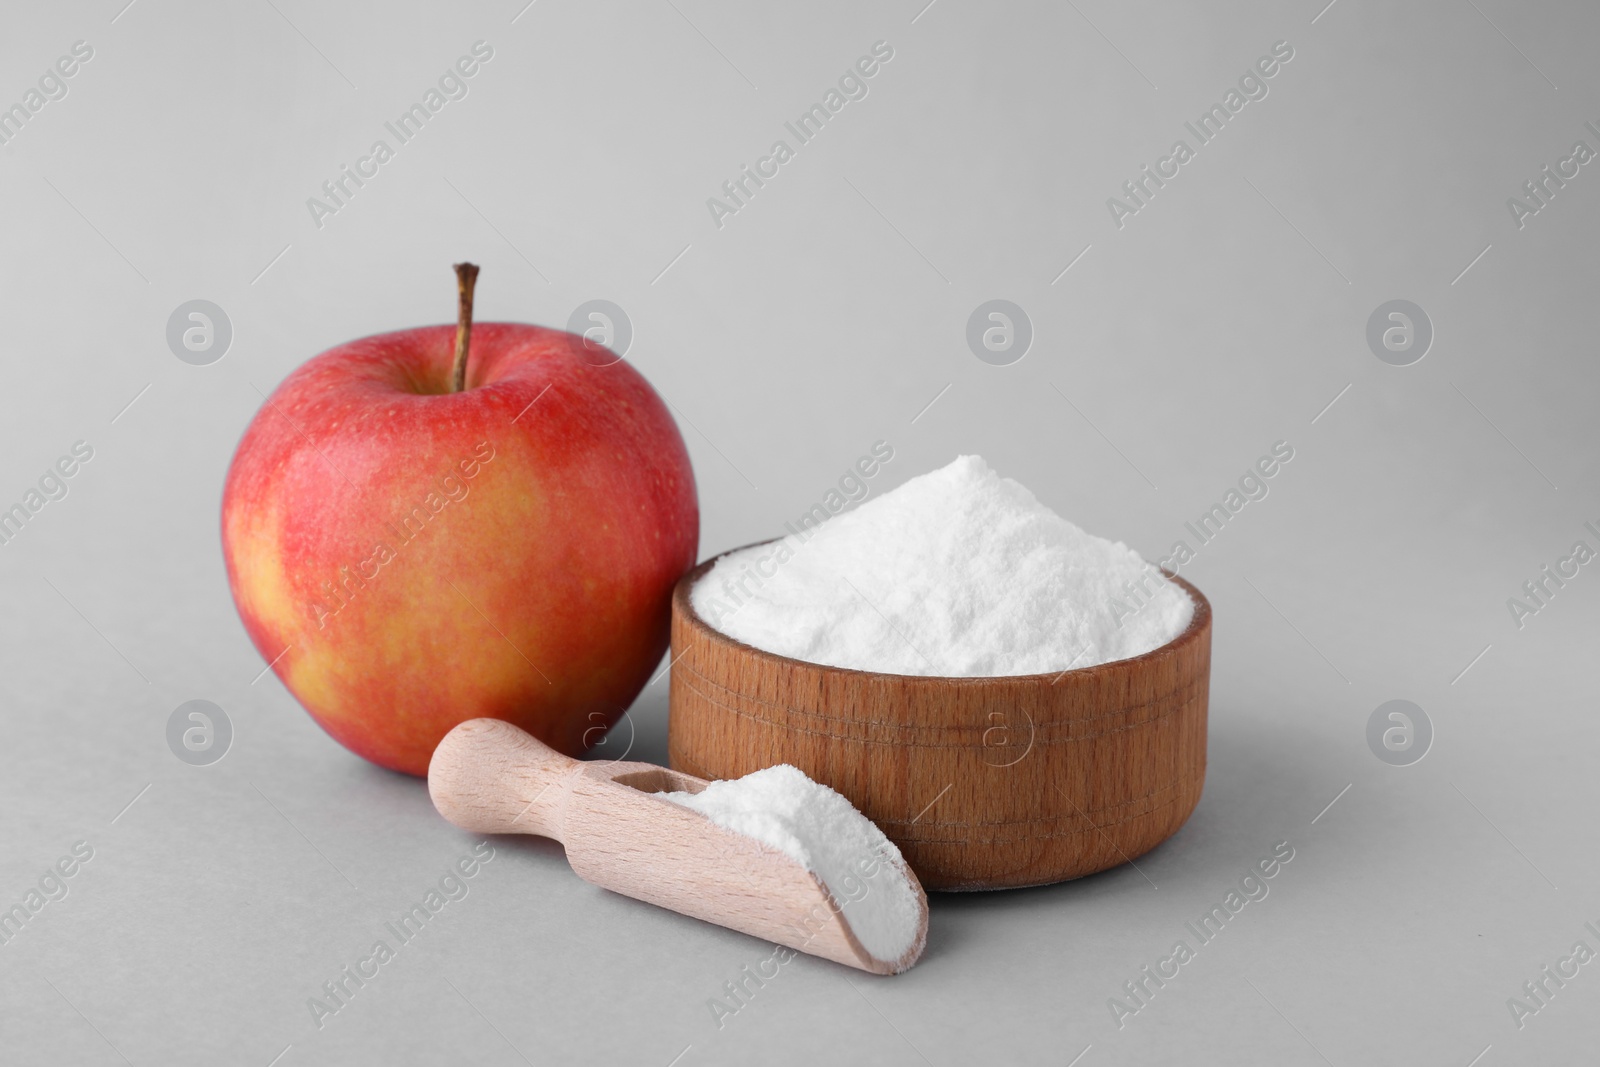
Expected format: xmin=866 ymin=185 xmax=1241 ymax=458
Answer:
xmin=667 ymin=544 xmax=1211 ymax=891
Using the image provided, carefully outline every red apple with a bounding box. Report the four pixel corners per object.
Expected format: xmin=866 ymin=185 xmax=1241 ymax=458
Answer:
xmin=222 ymin=268 xmax=698 ymax=775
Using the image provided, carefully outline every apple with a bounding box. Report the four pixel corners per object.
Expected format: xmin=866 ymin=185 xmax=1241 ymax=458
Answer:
xmin=222 ymin=265 xmax=698 ymax=775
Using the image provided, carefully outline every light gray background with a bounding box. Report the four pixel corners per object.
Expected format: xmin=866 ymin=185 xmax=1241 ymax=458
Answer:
xmin=1 ymin=0 xmax=1596 ymax=1064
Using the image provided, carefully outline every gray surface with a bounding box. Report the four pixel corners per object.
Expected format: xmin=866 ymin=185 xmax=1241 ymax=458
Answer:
xmin=1 ymin=0 xmax=1596 ymax=1064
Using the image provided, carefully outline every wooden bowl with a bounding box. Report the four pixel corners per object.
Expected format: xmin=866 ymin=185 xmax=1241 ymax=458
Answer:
xmin=666 ymin=544 xmax=1211 ymax=891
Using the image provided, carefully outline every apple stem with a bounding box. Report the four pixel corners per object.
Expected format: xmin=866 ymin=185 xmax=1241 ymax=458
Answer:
xmin=450 ymin=262 xmax=480 ymax=393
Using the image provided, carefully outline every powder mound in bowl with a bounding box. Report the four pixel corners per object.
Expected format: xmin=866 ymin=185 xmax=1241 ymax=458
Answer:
xmin=690 ymin=455 xmax=1194 ymax=677
xmin=661 ymin=765 xmax=923 ymax=964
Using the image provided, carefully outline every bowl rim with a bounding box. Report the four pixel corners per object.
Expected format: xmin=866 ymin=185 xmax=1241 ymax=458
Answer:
xmin=672 ymin=539 xmax=1211 ymax=687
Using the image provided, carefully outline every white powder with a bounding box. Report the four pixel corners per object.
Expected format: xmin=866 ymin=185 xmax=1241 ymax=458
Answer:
xmin=692 ymin=455 xmax=1194 ymax=676
xmin=662 ymin=765 xmax=923 ymax=964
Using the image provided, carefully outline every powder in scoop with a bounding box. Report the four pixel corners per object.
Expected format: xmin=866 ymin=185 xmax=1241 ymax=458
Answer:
xmin=691 ymin=455 xmax=1193 ymax=676
xmin=661 ymin=765 xmax=923 ymax=965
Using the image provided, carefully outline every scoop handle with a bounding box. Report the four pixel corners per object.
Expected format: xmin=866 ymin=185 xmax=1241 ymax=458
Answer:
xmin=428 ymin=718 xmax=578 ymax=840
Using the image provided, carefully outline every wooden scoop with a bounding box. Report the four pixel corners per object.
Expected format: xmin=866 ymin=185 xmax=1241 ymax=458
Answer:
xmin=428 ymin=718 xmax=928 ymax=974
